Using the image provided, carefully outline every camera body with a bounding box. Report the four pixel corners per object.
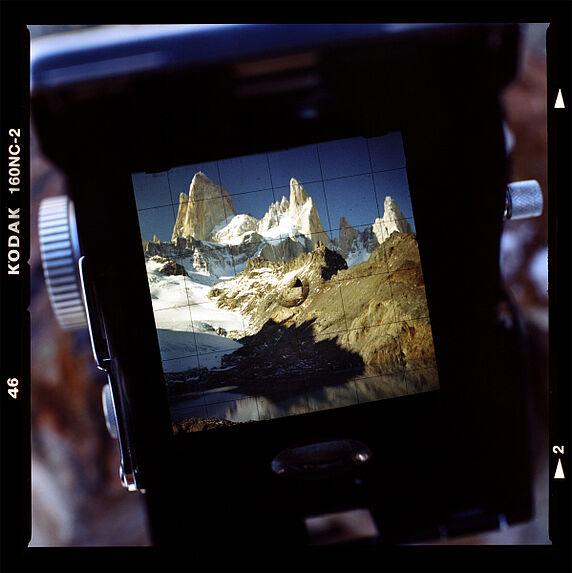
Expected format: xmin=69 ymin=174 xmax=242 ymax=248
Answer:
xmin=32 ymin=24 xmax=534 ymax=550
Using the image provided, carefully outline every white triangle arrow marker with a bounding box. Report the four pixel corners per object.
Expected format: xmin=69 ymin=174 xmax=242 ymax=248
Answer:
xmin=554 ymin=458 xmax=565 ymax=479
xmin=554 ymin=89 xmax=565 ymax=109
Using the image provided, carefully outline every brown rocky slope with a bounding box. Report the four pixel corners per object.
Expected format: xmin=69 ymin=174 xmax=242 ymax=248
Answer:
xmin=192 ymin=231 xmax=439 ymax=395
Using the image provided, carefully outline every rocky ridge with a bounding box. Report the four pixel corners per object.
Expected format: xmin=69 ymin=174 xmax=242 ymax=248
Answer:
xmin=207 ymin=232 xmax=436 ymax=381
xmin=208 ymin=244 xmax=348 ymax=335
xmin=145 ymin=173 xmax=436 ymax=386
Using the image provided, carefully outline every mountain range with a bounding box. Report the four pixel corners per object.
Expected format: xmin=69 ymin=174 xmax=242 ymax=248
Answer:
xmin=144 ymin=171 xmax=412 ymax=276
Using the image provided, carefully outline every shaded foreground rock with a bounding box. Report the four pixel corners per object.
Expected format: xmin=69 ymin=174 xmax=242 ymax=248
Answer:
xmin=158 ymin=259 xmax=188 ymax=277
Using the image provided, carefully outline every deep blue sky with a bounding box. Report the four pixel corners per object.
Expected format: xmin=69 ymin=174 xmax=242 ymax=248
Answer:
xmin=133 ymin=133 xmax=415 ymax=242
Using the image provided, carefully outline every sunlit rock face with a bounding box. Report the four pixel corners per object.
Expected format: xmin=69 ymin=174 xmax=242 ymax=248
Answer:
xmin=373 ymin=196 xmax=412 ymax=243
xmin=286 ymin=177 xmax=332 ymax=249
xmin=171 ymin=172 xmax=237 ymax=242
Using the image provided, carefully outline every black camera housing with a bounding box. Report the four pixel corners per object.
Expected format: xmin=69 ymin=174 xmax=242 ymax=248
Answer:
xmin=31 ymin=24 xmax=534 ymax=550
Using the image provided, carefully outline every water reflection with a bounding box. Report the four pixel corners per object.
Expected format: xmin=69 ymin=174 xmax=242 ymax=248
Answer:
xmin=168 ymin=366 xmax=438 ymax=424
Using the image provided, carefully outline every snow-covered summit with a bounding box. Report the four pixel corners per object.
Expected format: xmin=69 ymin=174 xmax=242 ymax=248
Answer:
xmin=257 ymin=177 xmax=331 ymax=249
xmin=210 ymin=213 xmax=259 ymax=245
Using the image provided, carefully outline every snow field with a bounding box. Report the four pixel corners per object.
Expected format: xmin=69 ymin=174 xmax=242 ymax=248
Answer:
xmin=147 ymin=259 xmax=246 ymax=372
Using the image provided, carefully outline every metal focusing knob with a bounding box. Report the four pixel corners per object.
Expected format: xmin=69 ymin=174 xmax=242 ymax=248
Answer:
xmin=38 ymin=196 xmax=87 ymax=330
xmin=102 ymin=383 xmax=119 ymax=440
xmin=504 ymin=180 xmax=543 ymax=220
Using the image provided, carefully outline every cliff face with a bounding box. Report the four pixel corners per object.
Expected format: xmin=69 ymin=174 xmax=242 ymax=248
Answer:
xmin=287 ymin=178 xmax=332 ymax=250
xmin=372 ymin=196 xmax=413 ymax=243
xmin=171 ymin=172 xmax=237 ymax=241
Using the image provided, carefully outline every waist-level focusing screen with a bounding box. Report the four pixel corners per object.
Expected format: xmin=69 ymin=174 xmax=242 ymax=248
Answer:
xmin=132 ymin=133 xmax=439 ymax=433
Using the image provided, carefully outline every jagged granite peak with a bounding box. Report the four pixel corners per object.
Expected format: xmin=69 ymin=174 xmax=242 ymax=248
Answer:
xmin=171 ymin=172 xmax=237 ymax=242
xmin=338 ymin=216 xmax=359 ymax=256
xmin=339 ymin=216 xmax=353 ymax=229
xmin=257 ymin=200 xmax=287 ymax=235
xmin=372 ymin=196 xmax=413 ymax=243
xmin=289 ymin=177 xmax=310 ymax=210
xmin=288 ymin=178 xmax=331 ymax=249
xmin=254 ymin=178 xmax=331 ymax=251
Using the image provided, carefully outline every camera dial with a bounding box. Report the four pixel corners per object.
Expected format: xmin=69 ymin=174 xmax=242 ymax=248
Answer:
xmin=38 ymin=196 xmax=87 ymax=330
xmin=505 ymin=180 xmax=543 ymax=220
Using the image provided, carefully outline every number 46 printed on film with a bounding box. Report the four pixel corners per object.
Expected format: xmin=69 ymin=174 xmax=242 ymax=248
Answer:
xmin=7 ymin=377 xmax=19 ymax=399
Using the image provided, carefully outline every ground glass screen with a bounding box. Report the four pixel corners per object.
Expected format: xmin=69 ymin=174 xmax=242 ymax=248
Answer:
xmin=132 ymin=134 xmax=439 ymax=433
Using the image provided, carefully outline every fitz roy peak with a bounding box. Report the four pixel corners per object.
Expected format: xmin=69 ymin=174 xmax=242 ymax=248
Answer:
xmin=172 ymin=172 xmax=236 ymax=242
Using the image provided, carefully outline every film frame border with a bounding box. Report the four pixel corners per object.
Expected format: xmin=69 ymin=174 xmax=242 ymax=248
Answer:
xmin=0 ymin=6 xmax=569 ymax=571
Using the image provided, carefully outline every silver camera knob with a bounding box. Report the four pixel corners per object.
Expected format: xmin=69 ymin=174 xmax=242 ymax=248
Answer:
xmin=505 ymin=180 xmax=543 ymax=220
xmin=38 ymin=196 xmax=87 ymax=330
